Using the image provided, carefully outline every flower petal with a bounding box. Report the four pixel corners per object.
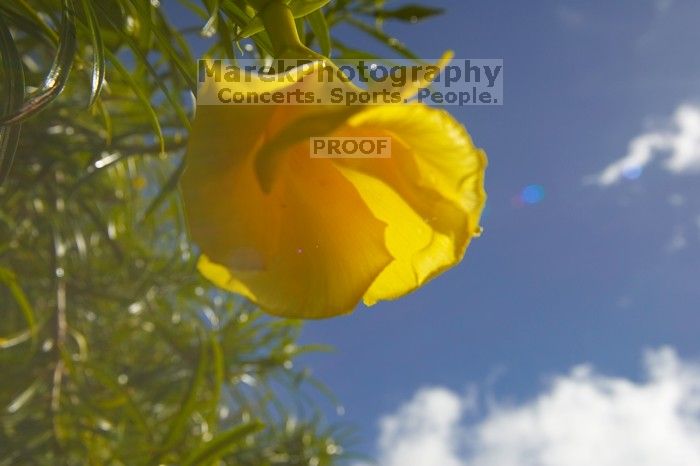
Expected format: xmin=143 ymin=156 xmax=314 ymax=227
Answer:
xmin=183 ymin=127 xmax=392 ymax=318
xmin=332 ymin=104 xmax=487 ymax=305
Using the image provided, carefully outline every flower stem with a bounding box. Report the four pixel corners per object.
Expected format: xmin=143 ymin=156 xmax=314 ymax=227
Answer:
xmin=256 ymin=0 xmax=325 ymax=60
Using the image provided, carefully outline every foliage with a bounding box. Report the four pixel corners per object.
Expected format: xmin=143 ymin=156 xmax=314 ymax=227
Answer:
xmin=0 ymin=0 xmax=439 ymax=464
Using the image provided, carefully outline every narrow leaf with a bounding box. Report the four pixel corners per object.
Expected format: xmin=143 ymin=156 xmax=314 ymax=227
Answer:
xmin=93 ymin=1 xmax=191 ymax=131
xmin=0 ymin=0 xmax=77 ymax=125
xmin=307 ymin=9 xmax=331 ymax=56
xmin=85 ymin=363 xmax=152 ymax=437
xmin=141 ymin=155 xmax=186 ymax=222
xmin=238 ymin=0 xmax=331 ymax=39
xmin=93 ymin=2 xmax=190 ymax=130
xmin=105 ymin=52 xmax=165 ymax=155
xmin=147 ymin=6 xmax=198 ymax=92
xmin=182 ymin=422 xmax=264 ymax=466
xmin=79 ymin=0 xmax=106 ymax=107
xmin=202 ymin=0 xmax=221 ymax=37
xmin=372 ymin=4 xmax=444 ymax=22
xmin=332 ymin=38 xmax=380 ymax=59
xmin=156 ymin=332 xmax=209 ymax=455
xmin=5 ymin=380 xmax=41 ymax=413
xmin=0 ymin=267 xmax=37 ymax=346
xmin=345 ymin=16 xmax=418 ymax=59
xmin=0 ymin=14 xmax=25 ymax=184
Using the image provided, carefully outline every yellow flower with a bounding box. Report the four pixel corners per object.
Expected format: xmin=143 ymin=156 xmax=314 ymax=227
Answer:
xmin=181 ymin=60 xmax=487 ymax=318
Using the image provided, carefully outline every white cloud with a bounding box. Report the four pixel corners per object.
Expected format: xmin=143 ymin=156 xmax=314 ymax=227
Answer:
xmin=654 ymin=0 xmax=674 ymax=12
xmin=591 ymin=104 xmax=700 ymax=186
xmin=557 ymin=5 xmax=585 ymax=28
xmin=668 ymin=193 xmax=686 ymax=207
xmin=372 ymin=387 xmax=466 ymax=466
xmin=666 ymin=226 xmax=688 ymax=252
xmin=362 ymin=348 xmax=700 ymax=466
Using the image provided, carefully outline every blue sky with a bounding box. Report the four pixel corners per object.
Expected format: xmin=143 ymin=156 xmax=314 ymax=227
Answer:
xmin=288 ymin=0 xmax=700 ymax=461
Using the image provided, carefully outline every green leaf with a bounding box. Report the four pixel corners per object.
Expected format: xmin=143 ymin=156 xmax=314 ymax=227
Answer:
xmin=177 ymin=0 xmax=208 ymax=19
xmin=0 ymin=13 xmax=25 ymax=185
xmin=307 ymin=9 xmax=331 ymax=56
xmin=5 ymin=380 xmax=41 ymax=413
xmin=238 ymin=0 xmax=331 ymax=39
xmin=0 ymin=267 xmax=37 ymax=348
xmin=149 ymin=6 xmax=198 ymax=93
xmin=105 ymin=51 xmax=165 ymax=155
xmin=345 ymin=16 xmax=418 ymax=59
xmin=372 ymin=4 xmax=444 ymax=22
xmin=295 ymin=15 xmax=305 ymax=40
xmin=216 ymin=11 xmax=237 ymax=59
xmin=94 ymin=98 xmax=112 ymax=145
xmin=156 ymin=331 xmax=209 ymax=456
xmin=79 ymin=0 xmax=106 ymax=107
xmin=181 ymin=421 xmax=264 ymax=466
xmin=202 ymin=0 xmax=221 ymax=38
xmin=290 ymin=0 xmax=332 ymax=18
xmin=207 ymin=335 xmax=225 ymax=425
xmin=0 ymin=3 xmax=55 ymax=47
xmin=0 ymin=0 xmax=77 ymax=125
xmin=92 ymin=1 xmax=191 ymax=131
xmin=332 ymin=38 xmax=380 ymax=59
xmin=2 ymin=0 xmax=59 ymax=44
xmin=140 ymin=155 xmax=186 ymax=222
xmin=0 ymin=331 xmax=32 ymax=349
xmin=85 ymin=363 xmax=153 ymax=438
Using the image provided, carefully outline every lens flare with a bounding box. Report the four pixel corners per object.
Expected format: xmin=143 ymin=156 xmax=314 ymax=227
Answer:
xmin=520 ymin=184 xmax=545 ymax=205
